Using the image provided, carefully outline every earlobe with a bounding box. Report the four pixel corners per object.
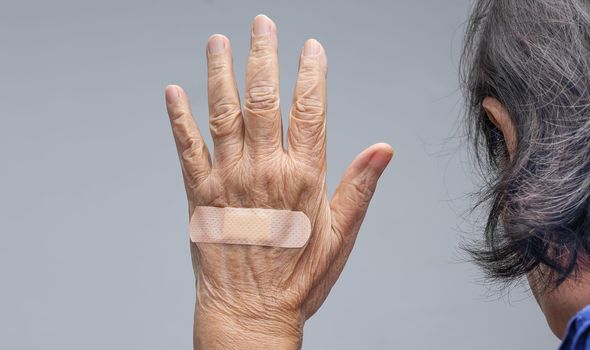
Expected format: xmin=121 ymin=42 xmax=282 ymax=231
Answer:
xmin=482 ymin=97 xmax=518 ymax=158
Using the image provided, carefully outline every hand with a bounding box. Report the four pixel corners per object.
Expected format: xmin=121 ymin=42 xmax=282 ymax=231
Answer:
xmin=165 ymin=14 xmax=393 ymax=349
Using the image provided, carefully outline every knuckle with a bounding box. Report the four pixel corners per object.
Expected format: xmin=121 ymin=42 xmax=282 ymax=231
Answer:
xmin=349 ymin=179 xmax=375 ymax=203
xmin=210 ymin=94 xmax=239 ymax=115
xmin=293 ymin=66 xmax=325 ymax=120
xmin=209 ymin=111 xmax=241 ymax=137
xmin=209 ymin=97 xmax=241 ymax=136
xmin=182 ymin=137 xmax=206 ymax=160
xmin=250 ymin=36 xmax=274 ymax=56
xmin=298 ymin=56 xmax=326 ymax=80
xmin=294 ymin=95 xmax=324 ymax=120
xmin=207 ymin=58 xmax=230 ymax=76
xmin=170 ymin=107 xmax=189 ymax=121
xmin=245 ymin=81 xmax=279 ymax=112
xmin=298 ymin=61 xmax=321 ymax=77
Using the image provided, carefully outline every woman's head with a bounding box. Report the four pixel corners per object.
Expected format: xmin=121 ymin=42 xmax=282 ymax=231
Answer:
xmin=462 ymin=0 xmax=590 ymax=334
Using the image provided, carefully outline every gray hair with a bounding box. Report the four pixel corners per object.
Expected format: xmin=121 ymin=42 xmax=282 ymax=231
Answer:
xmin=461 ymin=0 xmax=590 ymax=288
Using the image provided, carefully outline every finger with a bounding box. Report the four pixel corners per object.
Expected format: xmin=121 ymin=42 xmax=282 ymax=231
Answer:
xmin=243 ymin=14 xmax=283 ymax=157
xmin=287 ymin=39 xmax=328 ymax=166
xmin=207 ymin=34 xmax=244 ymax=168
xmin=330 ymin=143 xmax=394 ymax=247
xmin=165 ymin=85 xmax=212 ymax=188
xmin=299 ymin=143 xmax=393 ymax=311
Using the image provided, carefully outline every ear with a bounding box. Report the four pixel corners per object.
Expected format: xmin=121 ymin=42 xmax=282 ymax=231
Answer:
xmin=482 ymin=97 xmax=518 ymax=159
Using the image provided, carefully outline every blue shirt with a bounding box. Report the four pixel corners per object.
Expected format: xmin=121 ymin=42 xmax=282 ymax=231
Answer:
xmin=560 ymin=306 xmax=590 ymax=350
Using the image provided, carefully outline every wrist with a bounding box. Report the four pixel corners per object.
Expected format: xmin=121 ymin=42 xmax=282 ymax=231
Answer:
xmin=194 ymin=306 xmax=304 ymax=350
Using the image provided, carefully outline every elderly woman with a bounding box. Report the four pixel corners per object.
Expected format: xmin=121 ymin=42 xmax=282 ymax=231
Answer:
xmin=462 ymin=1 xmax=590 ymax=347
xmin=165 ymin=1 xmax=590 ymax=349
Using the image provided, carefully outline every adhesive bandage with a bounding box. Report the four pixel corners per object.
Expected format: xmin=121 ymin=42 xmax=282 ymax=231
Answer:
xmin=189 ymin=206 xmax=312 ymax=248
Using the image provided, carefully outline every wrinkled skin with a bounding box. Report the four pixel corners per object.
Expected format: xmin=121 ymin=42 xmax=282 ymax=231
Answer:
xmin=165 ymin=15 xmax=393 ymax=349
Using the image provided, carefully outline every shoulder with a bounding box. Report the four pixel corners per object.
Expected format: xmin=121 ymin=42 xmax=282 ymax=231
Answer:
xmin=560 ymin=306 xmax=590 ymax=350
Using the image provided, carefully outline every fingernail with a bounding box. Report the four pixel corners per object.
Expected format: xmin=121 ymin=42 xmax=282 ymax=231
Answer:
xmin=303 ymin=39 xmax=320 ymax=56
xmin=208 ymin=35 xmax=226 ymax=54
xmin=253 ymin=14 xmax=272 ymax=35
xmin=166 ymin=85 xmax=180 ymax=104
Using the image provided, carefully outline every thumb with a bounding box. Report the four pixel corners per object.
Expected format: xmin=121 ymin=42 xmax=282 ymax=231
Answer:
xmin=302 ymin=144 xmax=393 ymax=318
xmin=330 ymin=143 xmax=394 ymax=242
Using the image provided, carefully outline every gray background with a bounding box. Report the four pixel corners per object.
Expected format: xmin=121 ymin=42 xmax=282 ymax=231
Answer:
xmin=0 ymin=0 xmax=560 ymax=349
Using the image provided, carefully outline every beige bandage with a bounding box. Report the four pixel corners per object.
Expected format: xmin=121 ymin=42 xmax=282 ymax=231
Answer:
xmin=189 ymin=206 xmax=311 ymax=248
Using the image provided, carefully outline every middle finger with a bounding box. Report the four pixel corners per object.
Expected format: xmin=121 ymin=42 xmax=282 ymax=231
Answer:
xmin=243 ymin=15 xmax=283 ymax=159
